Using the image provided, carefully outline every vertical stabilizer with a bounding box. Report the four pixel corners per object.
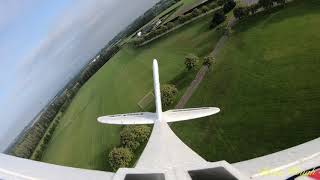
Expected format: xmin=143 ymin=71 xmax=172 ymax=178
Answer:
xmin=153 ymin=59 xmax=162 ymax=121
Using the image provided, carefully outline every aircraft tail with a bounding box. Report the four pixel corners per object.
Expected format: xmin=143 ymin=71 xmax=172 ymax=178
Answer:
xmin=153 ymin=59 xmax=163 ymax=121
xmin=97 ymin=59 xmax=220 ymax=125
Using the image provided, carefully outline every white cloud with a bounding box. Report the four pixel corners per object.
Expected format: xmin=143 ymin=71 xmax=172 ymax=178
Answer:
xmin=0 ymin=0 xmax=160 ymax=151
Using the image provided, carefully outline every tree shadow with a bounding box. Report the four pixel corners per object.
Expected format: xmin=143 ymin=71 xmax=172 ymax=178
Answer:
xmin=169 ymin=69 xmax=198 ymax=91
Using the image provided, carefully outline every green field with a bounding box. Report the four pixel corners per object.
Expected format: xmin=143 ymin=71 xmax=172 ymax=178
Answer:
xmin=172 ymin=0 xmax=320 ymax=163
xmin=41 ymin=14 xmax=221 ymax=171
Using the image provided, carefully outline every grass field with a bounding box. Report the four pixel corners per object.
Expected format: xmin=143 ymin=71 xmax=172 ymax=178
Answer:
xmin=172 ymin=0 xmax=320 ymax=163
xmin=41 ymin=14 xmax=221 ymax=171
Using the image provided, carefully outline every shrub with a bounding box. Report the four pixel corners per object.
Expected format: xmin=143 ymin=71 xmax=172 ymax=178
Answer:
xmin=201 ymin=5 xmax=210 ymax=13
xmin=192 ymin=8 xmax=202 ymax=17
xmin=159 ymin=25 xmax=168 ymax=33
xmin=248 ymin=4 xmax=260 ymax=15
xmin=161 ymin=84 xmax=178 ymax=108
xmin=275 ymin=0 xmax=286 ymax=5
xmin=108 ymin=147 xmax=134 ymax=171
xmin=184 ymin=13 xmax=193 ymax=21
xmin=209 ymin=2 xmax=218 ymax=9
xmin=132 ymin=37 xmax=144 ymax=46
xmin=120 ymin=125 xmax=151 ymax=150
xmin=203 ymin=55 xmax=215 ymax=66
xmin=178 ymin=15 xmax=188 ymax=23
xmin=223 ymin=0 xmax=236 ymax=13
xmin=34 ymin=149 xmax=43 ymax=161
xmin=167 ymin=22 xmax=175 ymax=29
xmin=217 ymin=0 xmax=225 ymax=6
xmin=233 ymin=7 xmax=249 ymax=19
xmin=210 ymin=10 xmax=226 ymax=29
xmin=258 ymin=0 xmax=274 ymax=9
xmin=184 ymin=54 xmax=200 ymax=71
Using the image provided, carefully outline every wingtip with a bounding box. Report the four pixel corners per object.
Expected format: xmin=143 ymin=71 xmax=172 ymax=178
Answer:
xmin=97 ymin=117 xmax=104 ymax=123
xmin=153 ymin=59 xmax=158 ymax=65
xmin=211 ymin=107 xmax=220 ymax=114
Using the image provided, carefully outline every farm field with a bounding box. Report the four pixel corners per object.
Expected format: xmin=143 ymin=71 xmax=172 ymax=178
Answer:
xmin=172 ymin=0 xmax=320 ymax=163
xmin=41 ymin=13 xmax=222 ymax=171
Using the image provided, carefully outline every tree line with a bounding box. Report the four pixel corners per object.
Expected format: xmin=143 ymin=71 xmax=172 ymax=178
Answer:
xmin=233 ymin=0 xmax=287 ymax=20
xmin=10 ymin=84 xmax=80 ymax=159
xmin=10 ymin=44 xmax=120 ymax=160
xmin=132 ymin=1 xmax=221 ymax=46
xmin=210 ymin=0 xmax=236 ymax=29
xmin=107 ymin=0 xmax=181 ymax=47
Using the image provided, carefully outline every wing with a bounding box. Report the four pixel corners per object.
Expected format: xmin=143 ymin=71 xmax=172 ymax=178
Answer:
xmin=163 ymin=107 xmax=220 ymax=123
xmin=97 ymin=112 xmax=156 ymax=125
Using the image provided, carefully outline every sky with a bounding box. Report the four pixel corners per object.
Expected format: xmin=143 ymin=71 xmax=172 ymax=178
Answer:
xmin=0 ymin=0 xmax=160 ymax=152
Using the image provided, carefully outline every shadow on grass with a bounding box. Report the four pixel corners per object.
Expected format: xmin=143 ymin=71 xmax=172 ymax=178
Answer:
xmin=169 ymin=69 xmax=198 ymax=91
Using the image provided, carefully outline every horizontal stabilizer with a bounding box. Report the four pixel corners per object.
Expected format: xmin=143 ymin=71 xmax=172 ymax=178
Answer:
xmin=97 ymin=112 xmax=156 ymax=125
xmin=163 ymin=107 xmax=220 ymax=123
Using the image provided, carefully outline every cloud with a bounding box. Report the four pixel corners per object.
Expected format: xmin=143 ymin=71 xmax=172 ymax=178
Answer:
xmin=0 ymin=0 xmax=160 ymax=151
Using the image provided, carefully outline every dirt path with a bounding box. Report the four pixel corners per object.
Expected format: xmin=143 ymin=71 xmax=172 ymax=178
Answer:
xmin=175 ymin=17 xmax=236 ymax=109
xmin=175 ymin=66 xmax=209 ymax=108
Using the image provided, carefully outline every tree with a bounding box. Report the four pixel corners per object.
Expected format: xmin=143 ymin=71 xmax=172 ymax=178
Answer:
xmin=161 ymin=84 xmax=178 ymax=108
xmin=217 ymin=0 xmax=225 ymax=6
xmin=120 ymin=125 xmax=151 ymax=150
xmin=159 ymin=25 xmax=168 ymax=33
xmin=223 ymin=0 xmax=236 ymax=13
xmin=184 ymin=13 xmax=193 ymax=21
xmin=258 ymin=0 xmax=274 ymax=9
xmin=210 ymin=10 xmax=226 ymax=29
xmin=233 ymin=7 xmax=249 ymax=19
xmin=192 ymin=8 xmax=202 ymax=17
xmin=274 ymin=0 xmax=286 ymax=6
xmin=167 ymin=22 xmax=175 ymax=29
xmin=203 ymin=55 xmax=215 ymax=67
xmin=248 ymin=4 xmax=259 ymax=15
xmin=178 ymin=15 xmax=188 ymax=23
xmin=209 ymin=2 xmax=218 ymax=9
xmin=33 ymin=150 xmax=42 ymax=161
xmin=132 ymin=37 xmax=144 ymax=46
xmin=184 ymin=54 xmax=200 ymax=71
xmin=108 ymin=147 xmax=134 ymax=171
xmin=201 ymin=5 xmax=210 ymax=13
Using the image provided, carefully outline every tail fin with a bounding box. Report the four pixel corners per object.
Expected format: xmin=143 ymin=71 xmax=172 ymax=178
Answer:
xmin=97 ymin=59 xmax=220 ymax=125
xmin=153 ymin=59 xmax=162 ymax=121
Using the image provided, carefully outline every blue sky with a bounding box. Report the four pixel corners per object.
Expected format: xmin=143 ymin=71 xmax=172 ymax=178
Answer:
xmin=0 ymin=0 xmax=159 ymax=151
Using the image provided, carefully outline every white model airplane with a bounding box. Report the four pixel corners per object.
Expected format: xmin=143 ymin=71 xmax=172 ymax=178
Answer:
xmin=0 ymin=59 xmax=320 ymax=180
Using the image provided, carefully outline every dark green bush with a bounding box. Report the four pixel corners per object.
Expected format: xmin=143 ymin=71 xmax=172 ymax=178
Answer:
xmin=210 ymin=10 xmax=226 ymax=29
xmin=201 ymin=5 xmax=210 ymax=13
xmin=185 ymin=53 xmax=200 ymax=71
xmin=167 ymin=22 xmax=175 ymax=29
xmin=223 ymin=0 xmax=236 ymax=13
xmin=192 ymin=8 xmax=202 ymax=17
xmin=203 ymin=55 xmax=215 ymax=66
xmin=161 ymin=84 xmax=178 ymax=108
xmin=108 ymin=147 xmax=134 ymax=171
xmin=120 ymin=125 xmax=151 ymax=150
xmin=258 ymin=0 xmax=274 ymax=9
xmin=233 ymin=7 xmax=249 ymax=19
xmin=217 ymin=0 xmax=225 ymax=6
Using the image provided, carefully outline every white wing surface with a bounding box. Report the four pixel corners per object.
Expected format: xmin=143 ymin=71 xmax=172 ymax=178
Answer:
xmin=97 ymin=112 xmax=156 ymax=125
xmin=163 ymin=107 xmax=220 ymax=122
